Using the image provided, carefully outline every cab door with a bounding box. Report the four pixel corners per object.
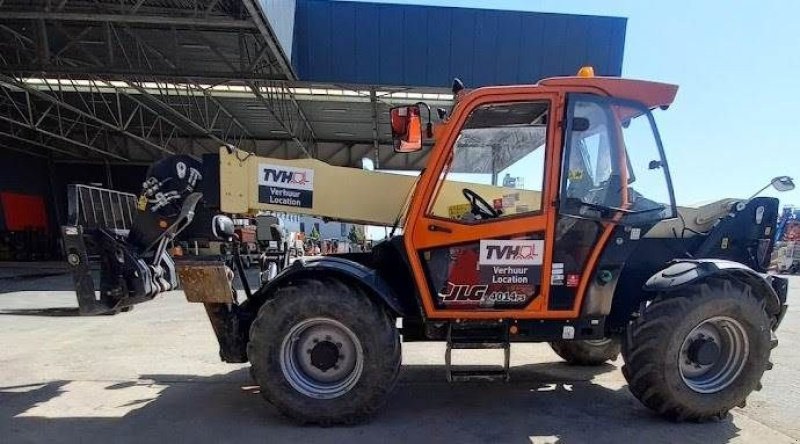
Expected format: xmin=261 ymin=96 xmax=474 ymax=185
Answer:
xmin=403 ymin=89 xmax=563 ymax=320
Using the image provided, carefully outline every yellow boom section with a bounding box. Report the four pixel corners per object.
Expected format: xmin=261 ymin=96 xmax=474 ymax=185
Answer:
xmin=218 ymin=147 xmax=733 ymax=235
xmin=219 ymin=148 xmax=416 ymax=226
xmin=217 ymin=147 xmax=538 ymax=226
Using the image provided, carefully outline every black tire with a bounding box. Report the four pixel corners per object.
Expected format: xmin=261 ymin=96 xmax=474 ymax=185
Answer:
xmin=549 ymin=338 xmax=620 ymax=366
xmin=621 ymin=278 xmax=773 ymax=422
xmin=247 ymin=278 xmax=401 ymax=425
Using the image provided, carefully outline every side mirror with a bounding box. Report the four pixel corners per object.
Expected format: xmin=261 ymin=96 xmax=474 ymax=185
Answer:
xmin=212 ymin=215 xmax=235 ymax=241
xmin=771 ymin=176 xmax=795 ymax=192
xmin=747 ymin=175 xmax=796 ymax=200
xmin=390 ymin=105 xmax=423 ymax=153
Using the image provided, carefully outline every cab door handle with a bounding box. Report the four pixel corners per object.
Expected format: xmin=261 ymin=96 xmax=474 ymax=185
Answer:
xmin=428 ymin=224 xmax=452 ymax=233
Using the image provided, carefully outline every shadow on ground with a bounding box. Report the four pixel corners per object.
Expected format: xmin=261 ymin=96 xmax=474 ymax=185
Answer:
xmin=0 ymin=272 xmax=75 ymax=293
xmin=0 ymin=362 xmax=742 ymax=444
xmin=0 ymin=268 xmax=259 ymax=317
xmin=0 ymin=267 xmax=259 ymax=294
xmin=0 ymin=307 xmax=81 ymax=316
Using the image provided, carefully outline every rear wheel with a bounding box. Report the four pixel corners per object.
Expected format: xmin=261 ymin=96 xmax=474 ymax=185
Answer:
xmin=621 ymin=279 xmax=773 ymax=421
xmin=247 ymin=278 xmax=401 ymax=425
xmin=549 ymin=338 xmax=620 ymax=366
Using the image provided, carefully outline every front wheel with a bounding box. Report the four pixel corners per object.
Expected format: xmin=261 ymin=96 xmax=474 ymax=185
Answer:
xmin=247 ymin=278 xmax=401 ymax=425
xmin=621 ymin=279 xmax=773 ymax=421
xmin=549 ymin=338 xmax=620 ymax=366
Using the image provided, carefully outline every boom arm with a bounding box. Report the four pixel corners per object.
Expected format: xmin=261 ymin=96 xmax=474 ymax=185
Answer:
xmin=218 ymin=148 xmax=416 ymax=226
xmin=216 ymin=147 xmax=538 ymax=226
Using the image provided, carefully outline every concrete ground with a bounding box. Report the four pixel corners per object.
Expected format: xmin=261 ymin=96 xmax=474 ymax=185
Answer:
xmin=0 ymin=271 xmax=799 ymax=443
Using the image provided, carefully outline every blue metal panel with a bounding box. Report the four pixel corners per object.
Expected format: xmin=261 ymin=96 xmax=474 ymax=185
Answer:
xmin=402 ymin=6 xmax=428 ymax=86
xmin=354 ymin=4 xmax=380 ymax=84
xmin=448 ymin=8 xmax=475 ymax=87
xmin=377 ymin=5 xmax=403 ymax=85
xmin=471 ymin=10 xmax=497 ymax=86
xmin=292 ymin=0 xmax=626 ymax=87
xmin=494 ymin=11 xmax=522 ymax=87
xmin=424 ymin=7 xmax=452 ymax=86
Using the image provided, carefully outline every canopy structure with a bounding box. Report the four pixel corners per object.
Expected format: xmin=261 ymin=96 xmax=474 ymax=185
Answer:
xmin=0 ymin=0 xmax=627 ymax=170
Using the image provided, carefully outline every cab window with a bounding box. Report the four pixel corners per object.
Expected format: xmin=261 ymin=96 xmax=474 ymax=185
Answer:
xmin=561 ymin=94 xmax=676 ymax=225
xmin=428 ymin=101 xmax=549 ymax=222
xmin=563 ymin=100 xmax=615 ymax=203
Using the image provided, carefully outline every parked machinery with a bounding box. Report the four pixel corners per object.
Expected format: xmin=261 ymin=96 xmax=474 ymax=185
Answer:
xmin=66 ymin=70 xmax=793 ymax=425
xmin=772 ymin=205 xmax=800 ymax=273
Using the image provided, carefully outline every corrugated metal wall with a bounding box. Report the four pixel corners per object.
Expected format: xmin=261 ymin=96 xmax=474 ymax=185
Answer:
xmin=292 ymin=0 xmax=626 ymax=87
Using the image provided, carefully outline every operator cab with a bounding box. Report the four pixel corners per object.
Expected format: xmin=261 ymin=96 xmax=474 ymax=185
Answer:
xmin=396 ymin=69 xmax=680 ymax=318
xmin=391 ymin=74 xmax=677 ymax=230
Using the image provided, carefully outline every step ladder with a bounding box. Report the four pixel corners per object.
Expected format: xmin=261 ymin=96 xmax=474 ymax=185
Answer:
xmin=445 ymin=322 xmax=511 ymax=382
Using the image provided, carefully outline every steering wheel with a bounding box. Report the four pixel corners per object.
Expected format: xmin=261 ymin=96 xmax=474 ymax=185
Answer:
xmin=462 ymin=188 xmax=500 ymax=219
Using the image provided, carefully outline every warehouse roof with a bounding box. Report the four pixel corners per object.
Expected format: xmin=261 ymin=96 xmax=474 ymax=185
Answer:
xmin=0 ymin=0 xmax=626 ymax=170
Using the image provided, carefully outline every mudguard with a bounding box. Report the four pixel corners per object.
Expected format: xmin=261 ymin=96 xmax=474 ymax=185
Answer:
xmin=643 ymin=259 xmax=788 ymax=326
xmin=259 ymin=256 xmax=411 ymax=316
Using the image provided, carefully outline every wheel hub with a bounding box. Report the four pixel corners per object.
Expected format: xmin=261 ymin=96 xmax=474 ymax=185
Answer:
xmin=309 ymin=340 xmax=341 ymax=372
xmin=280 ymin=318 xmax=364 ymax=399
xmin=678 ymin=316 xmax=750 ymax=394
xmin=687 ymin=337 xmax=720 ymax=366
xmin=66 ymin=253 xmax=81 ymax=266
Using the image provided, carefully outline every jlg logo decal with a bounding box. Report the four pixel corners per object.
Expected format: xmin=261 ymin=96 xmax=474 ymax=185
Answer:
xmin=479 ymin=239 xmax=543 ymax=266
xmin=438 ymin=282 xmax=530 ymax=306
xmin=438 ymin=283 xmax=488 ymax=302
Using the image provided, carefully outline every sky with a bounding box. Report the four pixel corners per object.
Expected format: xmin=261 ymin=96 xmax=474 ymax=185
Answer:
xmin=347 ymin=0 xmax=800 ymax=206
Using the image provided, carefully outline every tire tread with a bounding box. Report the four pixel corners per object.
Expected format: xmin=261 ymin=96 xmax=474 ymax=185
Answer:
xmin=621 ymin=278 xmax=773 ymax=422
xmin=247 ymin=277 xmax=401 ymax=425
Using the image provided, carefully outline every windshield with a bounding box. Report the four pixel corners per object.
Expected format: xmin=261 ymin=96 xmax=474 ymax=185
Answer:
xmin=561 ymin=94 xmax=676 ymax=225
xmin=427 ymin=101 xmax=550 ymax=222
xmin=449 ymin=125 xmax=546 ymax=187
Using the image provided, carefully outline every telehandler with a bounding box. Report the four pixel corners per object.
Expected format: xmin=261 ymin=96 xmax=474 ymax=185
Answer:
xmin=62 ymin=68 xmax=791 ymax=425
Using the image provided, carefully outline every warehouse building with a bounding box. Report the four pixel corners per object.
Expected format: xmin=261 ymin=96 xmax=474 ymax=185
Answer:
xmin=0 ymin=0 xmax=625 ymax=260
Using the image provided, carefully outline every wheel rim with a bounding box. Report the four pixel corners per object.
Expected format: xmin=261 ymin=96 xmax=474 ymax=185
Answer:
xmin=280 ymin=317 xmax=364 ymax=399
xmin=678 ymin=316 xmax=749 ymax=394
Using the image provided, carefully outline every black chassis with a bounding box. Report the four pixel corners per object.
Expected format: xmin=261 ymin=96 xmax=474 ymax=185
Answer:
xmin=200 ymin=197 xmax=788 ymax=363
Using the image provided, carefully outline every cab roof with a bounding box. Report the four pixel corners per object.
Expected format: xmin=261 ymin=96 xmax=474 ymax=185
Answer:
xmin=538 ymin=76 xmax=679 ymax=109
